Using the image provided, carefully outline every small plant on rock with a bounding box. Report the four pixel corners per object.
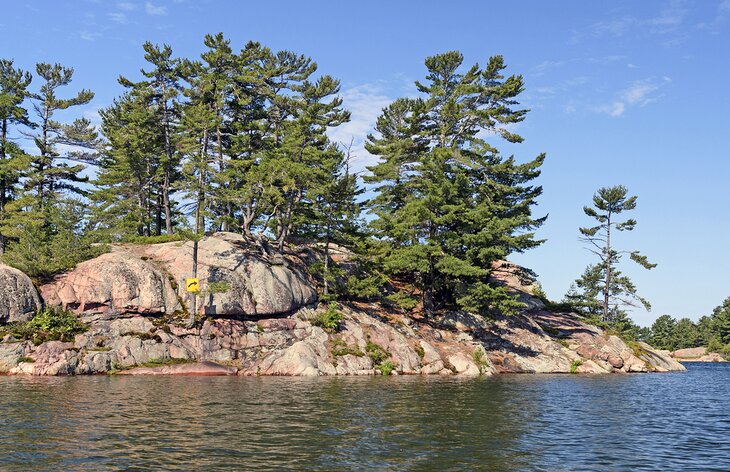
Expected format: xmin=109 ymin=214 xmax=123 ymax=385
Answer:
xmin=472 ymin=348 xmax=490 ymax=375
xmin=570 ymin=359 xmax=583 ymax=374
xmin=366 ymin=337 xmax=396 ymax=375
xmin=312 ymin=302 xmax=343 ymax=332
xmin=1 ymin=306 xmax=88 ymax=345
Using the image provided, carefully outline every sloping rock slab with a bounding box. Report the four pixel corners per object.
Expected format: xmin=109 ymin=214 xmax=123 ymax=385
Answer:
xmin=118 ymin=361 xmax=237 ymax=376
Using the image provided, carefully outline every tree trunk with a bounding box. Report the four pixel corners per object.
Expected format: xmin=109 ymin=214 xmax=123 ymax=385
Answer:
xmin=603 ymin=213 xmax=612 ymax=323
xmin=323 ymin=229 xmax=330 ymax=297
xmin=161 ymin=83 xmax=174 ymax=234
xmin=0 ymin=119 xmax=7 ymax=254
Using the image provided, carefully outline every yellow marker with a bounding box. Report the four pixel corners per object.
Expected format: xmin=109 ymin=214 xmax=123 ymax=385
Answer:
xmin=186 ymin=278 xmax=199 ymax=293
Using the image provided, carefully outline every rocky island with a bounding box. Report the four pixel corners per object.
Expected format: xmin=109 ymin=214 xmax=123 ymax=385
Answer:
xmin=0 ymin=232 xmax=684 ymax=377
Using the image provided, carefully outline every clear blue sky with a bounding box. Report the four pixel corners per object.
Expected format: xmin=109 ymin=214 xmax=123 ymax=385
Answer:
xmin=2 ymin=0 xmax=729 ymax=325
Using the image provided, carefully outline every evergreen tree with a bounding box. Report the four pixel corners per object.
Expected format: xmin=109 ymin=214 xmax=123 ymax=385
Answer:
xmin=266 ymin=74 xmax=350 ymax=250
xmin=0 ymin=60 xmax=33 ymax=252
xmin=673 ymin=317 xmax=701 ymax=350
xmin=366 ymin=51 xmax=545 ymax=316
xmin=571 ymin=185 xmax=656 ymax=323
xmin=710 ymin=297 xmax=730 ymax=345
xmin=23 ymin=63 xmax=98 ymax=209
xmin=118 ymin=42 xmax=184 ymax=234
xmin=93 ymin=89 xmax=165 ymax=238
xmin=294 ymin=141 xmax=363 ymax=297
xmin=650 ymin=314 xmax=677 ymax=350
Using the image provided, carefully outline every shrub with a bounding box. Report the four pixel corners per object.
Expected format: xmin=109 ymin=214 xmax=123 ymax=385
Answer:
xmin=331 ymin=338 xmax=364 ymax=357
xmin=312 ymin=302 xmax=343 ymax=332
xmin=414 ymin=344 xmax=425 ymax=360
xmin=570 ymin=359 xmax=583 ymax=374
xmin=1 ymin=306 xmax=88 ymax=345
xmin=385 ymin=291 xmax=419 ymax=311
xmin=366 ymin=337 xmax=396 ymax=374
xmin=375 ymin=360 xmax=395 ymax=376
xmin=472 ymin=348 xmax=490 ymax=375
xmin=2 ymin=201 xmax=109 ymax=282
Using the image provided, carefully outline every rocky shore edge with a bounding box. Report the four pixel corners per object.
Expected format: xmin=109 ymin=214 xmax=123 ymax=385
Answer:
xmin=0 ymin=232 xmax=685 ymax=377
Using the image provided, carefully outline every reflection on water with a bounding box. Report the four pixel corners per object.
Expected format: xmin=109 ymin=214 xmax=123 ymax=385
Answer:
xmin=0 ymin=364 xmax=728 ymax=471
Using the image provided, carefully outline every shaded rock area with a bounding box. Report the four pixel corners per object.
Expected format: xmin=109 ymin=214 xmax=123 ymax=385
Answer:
xmin=672 ymin=347 xmax=727 ymax=363
xmin=0 ymin=264 xmax=42 ymax=323
xmin=0 ymin=232 xmax=685 ymax=377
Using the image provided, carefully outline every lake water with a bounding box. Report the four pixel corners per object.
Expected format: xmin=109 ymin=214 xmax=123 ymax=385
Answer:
xmin=0 ymin=363 xmax=728 ymax=471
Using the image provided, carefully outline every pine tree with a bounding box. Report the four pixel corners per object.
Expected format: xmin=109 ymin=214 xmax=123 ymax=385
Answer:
xmin=0 ymin=60 xmax=33 ymax=252
xmin=711 ymin=297 xmax=730 ymax=345
xmin=118 ymin=42 xmax=183 ymax=235
xmin=294 ymin=141 xmax=363 ymax=297
xmin=649 ymin=314 xmax=677 ymax=350
xmin=572 ymin=185 xmax=656 ymax=323
xmin=20 ymin=63 xmax=98 ymax=213
xmin=92 ymin=89 xmax=165 ymax=238
xmin=366 ymin=51 xmax=545 ymax=316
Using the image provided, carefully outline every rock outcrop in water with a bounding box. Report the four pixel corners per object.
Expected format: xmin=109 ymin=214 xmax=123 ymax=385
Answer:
xmin=671 ymin=347 xmax=726 ymax=363
xmin=0 ymin=232 xmax=685 ymax=376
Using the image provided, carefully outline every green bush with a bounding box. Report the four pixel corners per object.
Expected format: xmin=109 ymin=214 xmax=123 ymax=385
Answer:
xmin=331 ymin=338 xmax=364 ymax=357
xmin=375 ymin=360 xmax=395 ymax=376
xmin=312 ymin=302 xmax=343 ymax=332
xmin=366 ymin=337 xmax=396 ymax=374
xmin=2 ymin=201 xmax=109 ymax=282
xmin=471 ymin=348 xmax=490 ymax=375
xmin=570 ymin=359 xmax=583 ymax=374
xmin=385 ymin=291 xmax=419 ymax=311
xmin=1 ymin=306 xmax=88 ymax=345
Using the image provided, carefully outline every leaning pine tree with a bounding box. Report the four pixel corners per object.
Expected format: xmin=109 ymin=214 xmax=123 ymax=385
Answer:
xmin=366 ymin=51 xmax=546 ymax=317
xmin=572 ymin=185 xmax=656 ymax=325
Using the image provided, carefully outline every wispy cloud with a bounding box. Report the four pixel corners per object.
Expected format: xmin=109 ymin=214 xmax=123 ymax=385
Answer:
xmin=571 ymin=0 xmax=689 ymax=45
xmin=109 ymin=12 xmax=128 ymax=24
xmin=597 ymin=77 xmax=672 ymax=117
xmin=145 ymin=2 xmax=167 ymax=16
xmin=327 ymin=83 xmax=393 ymax=172
xmin=79 ymin=31 xmax=102 ymax=41
xmin=117 ymin=1 xmax=137 ymax=10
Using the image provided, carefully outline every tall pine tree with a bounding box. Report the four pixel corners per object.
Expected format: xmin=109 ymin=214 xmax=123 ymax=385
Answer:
xmin=366 ymin=51 xmax=545 ymax=317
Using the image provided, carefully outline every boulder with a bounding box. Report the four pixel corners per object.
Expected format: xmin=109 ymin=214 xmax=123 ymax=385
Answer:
xmin=40 ymin=252 xmax=180 ymax=316
xmin=128 ymin=232 xmax=317 ymax=316
xmin=0 ymin=264 xmax=42 ymax=323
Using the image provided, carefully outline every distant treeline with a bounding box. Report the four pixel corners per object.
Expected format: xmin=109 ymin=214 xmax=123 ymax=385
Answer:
xmin=644 ymin=297 xmax=730 ymax=353
xmin=0 ymin=34 xmax=545 ymax=316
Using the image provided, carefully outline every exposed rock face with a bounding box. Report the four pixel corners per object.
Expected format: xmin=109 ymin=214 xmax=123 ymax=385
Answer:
xmin=672 ymin=347 xmax=726 ymax=362
xmin=489 ymin=260 xmax=545 ymax=310
xmin=0 ymin=239 xmax=684 ymax=377
xmin=118 ymin=361 xmax=237 ymax=376
xmin=127 ymin=232 xmax=317 ymax=316
xmin=40 ymin=252 xmax=180 ymax=316
xmin=0 ymin=264 xmax=42 ymax=324
xmin=0 ymin=304 xmax=491 ymax=377
xmin=480 ymin=310 xmax=685 ymax=373
xmin=673 ymin=347 xmax=706 ymax=358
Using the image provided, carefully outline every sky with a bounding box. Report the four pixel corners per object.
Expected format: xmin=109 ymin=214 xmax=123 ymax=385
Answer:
xmin=2 ymin=0 xmax=729 ymax=325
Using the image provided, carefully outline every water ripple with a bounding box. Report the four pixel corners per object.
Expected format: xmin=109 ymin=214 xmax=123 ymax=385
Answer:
xmin=0 ymin=364 xmax=729 ymax=471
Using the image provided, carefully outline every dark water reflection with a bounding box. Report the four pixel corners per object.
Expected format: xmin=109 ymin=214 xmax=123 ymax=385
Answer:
xmin=0 ymin=363 xmax=728 ymax=471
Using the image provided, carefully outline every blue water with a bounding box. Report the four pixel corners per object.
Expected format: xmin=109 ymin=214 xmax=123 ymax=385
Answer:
xmin=0 ymin=363 xmax=727 ymax=471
